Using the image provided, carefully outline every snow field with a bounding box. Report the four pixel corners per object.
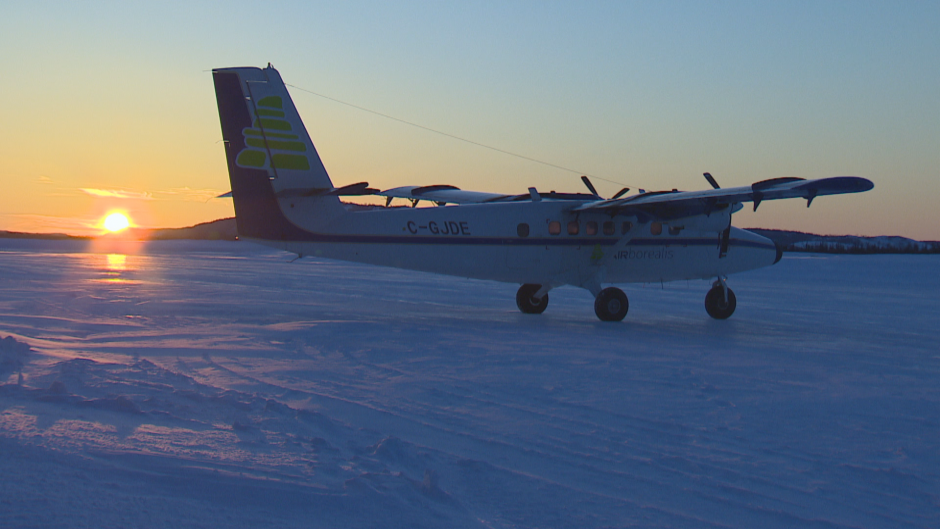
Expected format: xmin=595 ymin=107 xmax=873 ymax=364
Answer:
xmin=0 ymin=239 xmax=937 ymax=528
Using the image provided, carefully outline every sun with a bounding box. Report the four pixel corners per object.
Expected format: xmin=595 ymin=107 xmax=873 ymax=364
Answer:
xmin=103 ymin=212 xmax=130 ymax=232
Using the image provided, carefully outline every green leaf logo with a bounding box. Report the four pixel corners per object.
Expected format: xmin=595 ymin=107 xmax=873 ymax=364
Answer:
xmin=235 ymin=96 xmax=310 ymax=171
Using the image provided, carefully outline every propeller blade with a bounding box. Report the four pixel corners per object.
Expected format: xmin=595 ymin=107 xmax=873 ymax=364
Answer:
xmin=528 ymin=187 xmax=542 ymax=202
xmin=703 ymin=172 xmax=720 ymax=189
xmin=611 ymin=187 xmax=630 ymax=199
xmin=580 ymin=176 xmax=600 ymax=197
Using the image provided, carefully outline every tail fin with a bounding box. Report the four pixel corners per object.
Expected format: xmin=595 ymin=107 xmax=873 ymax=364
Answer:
xmin=213 ymin=65 xmax=342 ymax=240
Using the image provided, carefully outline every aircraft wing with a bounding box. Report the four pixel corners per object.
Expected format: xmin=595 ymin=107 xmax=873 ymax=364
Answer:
xmin=571 ymin=176 xmax=873 ymax=217
xmin=378 ymin=185 xmax=510 ymax=204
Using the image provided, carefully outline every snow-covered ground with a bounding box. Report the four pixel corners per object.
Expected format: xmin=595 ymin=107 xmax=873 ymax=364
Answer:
xmin=1 ymin=239 xmax=937 ymax=528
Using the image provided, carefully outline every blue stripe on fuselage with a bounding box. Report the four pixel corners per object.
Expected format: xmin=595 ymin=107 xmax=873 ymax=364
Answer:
xmin=249 ymin=229 xmax=775 ymax=251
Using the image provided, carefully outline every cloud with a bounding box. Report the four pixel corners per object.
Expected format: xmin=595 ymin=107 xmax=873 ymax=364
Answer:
xmin=160 ymin=187 xmax=229 ymax=202
xmin=77 ymin=187 xmax=226 ymax=202
xmin=81 ymin=188 xmax=154 ymax=200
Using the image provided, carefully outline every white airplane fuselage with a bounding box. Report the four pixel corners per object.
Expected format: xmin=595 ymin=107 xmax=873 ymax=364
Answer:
xmin=256 ymin=195 xmax=777 ymax=289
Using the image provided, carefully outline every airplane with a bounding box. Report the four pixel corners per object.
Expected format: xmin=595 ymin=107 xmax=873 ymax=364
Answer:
xmin=212 ymin=64 xmax=874 ymax=322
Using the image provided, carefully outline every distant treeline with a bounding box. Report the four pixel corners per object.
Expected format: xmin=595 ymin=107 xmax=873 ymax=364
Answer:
xmin=0 ymin=218 xmax=238 ymax=242
xmin=748 ymin=229 xmax=940 ymax=254
xmin=2 ymin=220 xmax=937 ymax=254
xmin=0 ymin=231 xmax=87 ymax=240
xmin=139 ymin=218 xmax=238 ymax=241
xmin=788 ymin=241 xmax=940 ymax=255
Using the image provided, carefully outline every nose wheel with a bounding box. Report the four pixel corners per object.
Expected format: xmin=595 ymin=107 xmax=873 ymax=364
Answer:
xmin=594 ymin=287 xmax=629 ymax=322
xmin=516 ymin=284 xmax=549 ymax=314
xmin=705 ymin=281 xmax=736 ymax=319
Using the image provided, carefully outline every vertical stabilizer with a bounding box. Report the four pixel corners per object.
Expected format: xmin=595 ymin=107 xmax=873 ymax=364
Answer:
xmin=213 ymin=65 xmax=342 ymax=241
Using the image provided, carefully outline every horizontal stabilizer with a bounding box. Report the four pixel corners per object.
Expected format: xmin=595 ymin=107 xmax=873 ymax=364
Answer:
xmin=327 ymin=182 xmax=379 ymax=196
xmin=275 ymin=182 xmax=379 ymax=198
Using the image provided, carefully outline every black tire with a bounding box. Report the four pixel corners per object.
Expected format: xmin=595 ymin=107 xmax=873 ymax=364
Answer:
xmin=705 ymin=286 xmax=736 ymax=319
xmin=516 ymin=284 xmax=548 ymax=314
xmin=594 ymin=287 xmax=629 ymax=322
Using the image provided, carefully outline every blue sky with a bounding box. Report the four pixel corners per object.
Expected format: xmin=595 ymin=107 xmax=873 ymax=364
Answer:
xmin=1 ymin=1 xmax=938 ymax=238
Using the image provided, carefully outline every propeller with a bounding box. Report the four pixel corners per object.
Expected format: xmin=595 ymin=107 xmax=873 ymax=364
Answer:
xmin=581 ymin=176 xmax=630 ymax=200
xmin=580 ymin=176 xmax=600 ymax=197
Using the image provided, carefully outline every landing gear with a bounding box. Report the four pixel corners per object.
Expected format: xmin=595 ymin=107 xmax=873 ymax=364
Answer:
xmin=705 ymin=282 xmax=736 ymax=319
xmin=516 ymin=284 xmax=549 ymax=314
xmin=594 ymin=287 xmax=629 ymax=322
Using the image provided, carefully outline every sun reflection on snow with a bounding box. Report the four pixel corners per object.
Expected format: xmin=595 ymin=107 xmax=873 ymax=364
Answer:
xmin=95 ymin=253 xmax=139 ymax=284
xmin=106 ymin=253 xmax=126 ymax=271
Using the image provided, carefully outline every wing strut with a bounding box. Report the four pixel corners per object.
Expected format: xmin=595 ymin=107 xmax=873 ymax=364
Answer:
xmin=719 ymin=225 xmax=731 ymax=258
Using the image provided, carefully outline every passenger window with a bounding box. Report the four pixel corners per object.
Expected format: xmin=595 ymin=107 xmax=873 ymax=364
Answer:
xmin=567 ymin=221 xmax=580 ymax=235
xmin=650 ymin=222 xmax=662 ymax=235
xmin=668 ymin=225 xmax=682 ymax=236
xmin=586 ymin=221 xmax=598 ymax=235
xmin=548 ymin=221 xmax=561 ymax=235
xmin=603 ymin=221 xmax=615 ymax=236
xmin=621 ymin=221 xmax=633 ymax=235
xmin=517 ymin=223 xmax=530 ymax=237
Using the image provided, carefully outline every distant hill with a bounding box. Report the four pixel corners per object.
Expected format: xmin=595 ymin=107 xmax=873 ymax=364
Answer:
xmin=2 ymin=219 xmax=937 ymax=253
xmin=0 ymin=218 xmax=238 ymax=242
xmin=127 ymin=218 xmax=238 ymax=241
xmin=0 ymin=231 xmax=87 ymax=240
xmin=748 ymin=228 xmax=940 ymax=254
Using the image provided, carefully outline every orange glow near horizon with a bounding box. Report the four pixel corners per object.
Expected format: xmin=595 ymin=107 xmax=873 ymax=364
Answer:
xmin=1 ymin=4 xmax=937 ymax=241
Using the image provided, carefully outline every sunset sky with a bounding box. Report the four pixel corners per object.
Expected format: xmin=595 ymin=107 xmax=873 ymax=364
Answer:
xmin=2 ymin=1 xmax=938 ymax=239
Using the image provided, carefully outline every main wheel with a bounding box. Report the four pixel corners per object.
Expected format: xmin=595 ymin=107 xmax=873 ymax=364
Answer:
xmin=704 ymin=286 xmax=736 ymax=319
xmin=516 ymin=284 xmax=548 ymax=314
xmin=594 ymin=287 xmax=629 ymax=322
